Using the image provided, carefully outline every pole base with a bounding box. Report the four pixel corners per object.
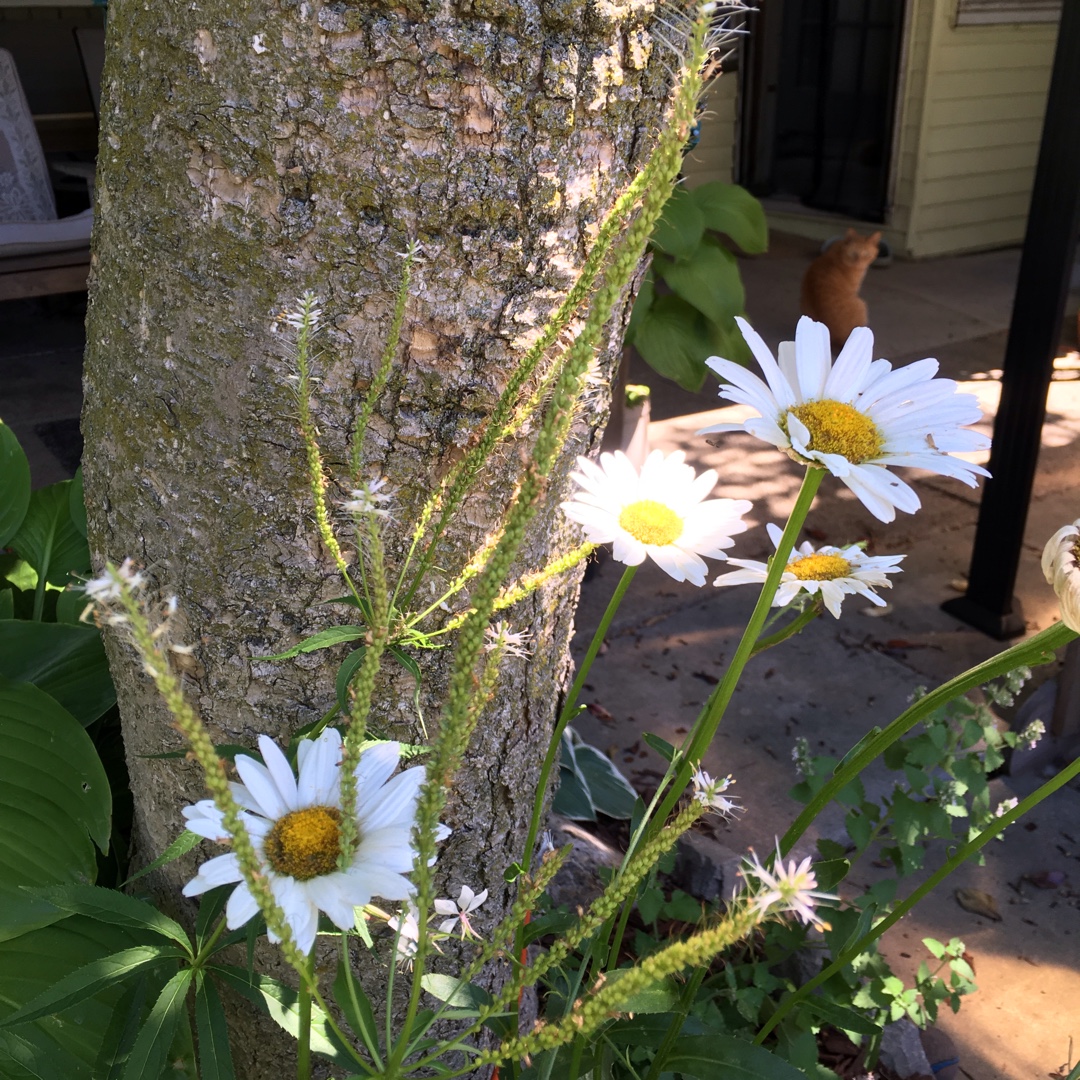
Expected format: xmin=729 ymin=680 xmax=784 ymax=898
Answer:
xmin=941 ymin=594 xmax=1026 ymax=640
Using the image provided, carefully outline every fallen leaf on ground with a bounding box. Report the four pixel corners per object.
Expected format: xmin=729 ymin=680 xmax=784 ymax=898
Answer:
xmin=955 ymin=887 xmax=1002 ymax=921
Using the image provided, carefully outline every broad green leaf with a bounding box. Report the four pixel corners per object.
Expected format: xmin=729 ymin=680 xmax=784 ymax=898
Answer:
xmin=801 ymin=997 xmax=880 ymax=1035
xmin=625 ymin=268 xmax=655 ymax=345
xmin=664 ymin=1035 xmax=808 ymax=1079
xmin=603 ymin=1012 xmax=706 ymax=1047
xmin=632 ymin=294 xmax=712 ymax=392
xmin=0 ymin=621 xmax=114 ymax=727
xmin=195 ymin=977 xmax=235 ymax=1080
xmin=653 ymin=240 xmax=744 ymax=327
xmin=690 ymin=182 xmax=769 ymax=254
xmin=571 ymin=742 xmax=636 ymax=819
xmin=67 ymin=469 xmax=87 ymax=539
xmin=0 ymin=589 xmax=12 ymax=620
xmin=0 ymin=944 xmax=186 ymax=1027
xmin=0 ymin=678 xmax=111 ymax=942
xmin=0 ymin=421 xmax=31 ymax=548
xmin=262 ymin=625 xmax=367 ymax=661
xmin=552 ymin=762 xmax=595 ymax=821
xmin=333 ymin=959 xmax=382 ymax=1061
xmin=26 ymin=886 xmax=191 ymax=954
xmin=601 ymin=969 xmax=680 ymax=1014
xmin=420 ymin=973 xmax=492 ymax=1011
xmin=210 ymin=965 xmax=353 ymax=1066
xmin=335 ymin=646 xmax=367 ymax=710
xmin=651 ymin=187 xmax=705 ymax=259
xmin=53 ymin=586 xmax=89 ymax=625
xmin=8 ymin=483 xmax=91 ymax=588
xmin=120 ymin=970 xmax=192 ymax=1080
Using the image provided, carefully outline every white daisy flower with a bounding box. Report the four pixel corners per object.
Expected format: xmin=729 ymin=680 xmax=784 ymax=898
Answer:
xmin=434 ymin=885 xmax=488 ymax=939
xmin=713 ymin=523 xmax=903 ymax=618
xmin=741 ymin=842 xmax=836 ymax=931
xmin=1042 ymin=520 xmax=1080 ymax=632
xmin=561 ymin=449 xmax=752 ymax=586
xmin=700 ymin=316 xmax=991 ymax=524
xmin=182 ymin=728 xmax=438 ymax=955
xmin=691 ymin=768 xmax=742 ymax=818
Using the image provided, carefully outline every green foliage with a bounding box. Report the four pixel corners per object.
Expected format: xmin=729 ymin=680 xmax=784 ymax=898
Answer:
xmin=552 ymin=728 xmax=638 ymax=821
xmin=0 ymin=679 xmax=112 ymax=942
xmin=626 ymin=181 xmax=767 ymax=391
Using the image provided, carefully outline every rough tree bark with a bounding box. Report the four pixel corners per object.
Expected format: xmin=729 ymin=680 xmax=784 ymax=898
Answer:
xmin=83 ymin=0 xmax=669 ymax=1073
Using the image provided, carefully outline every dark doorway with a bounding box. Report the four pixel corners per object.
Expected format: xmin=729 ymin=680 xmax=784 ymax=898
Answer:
xmin=741 ymin=0 xmax=906 ymax=223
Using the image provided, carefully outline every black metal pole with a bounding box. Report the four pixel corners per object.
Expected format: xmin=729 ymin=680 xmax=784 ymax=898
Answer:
xmin=942 ymin=3 xmax=1080 ymax=640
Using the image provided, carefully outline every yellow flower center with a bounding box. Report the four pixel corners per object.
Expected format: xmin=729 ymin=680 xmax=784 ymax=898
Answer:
xmin=788 ymin=553 xmax=853 ymax=581
xmin=618 ymin=500 xmax=683 ymax=547
xmin=264 ymin=806 xmax=343 ymax=881
xmin=787 ymin=400 xmax=883 ymax=464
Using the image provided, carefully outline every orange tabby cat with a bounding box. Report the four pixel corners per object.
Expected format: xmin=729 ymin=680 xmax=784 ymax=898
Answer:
xmin=800 ymin=228 xmax=882 ymax=349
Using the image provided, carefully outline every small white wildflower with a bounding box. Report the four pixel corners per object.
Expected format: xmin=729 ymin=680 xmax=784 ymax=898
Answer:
xmin=484 ymin=621 xmax=532 ymax=658
xmin=993 ymin=797 xmax=1019 ymax=841
xmin=251 ymin=33 xmax=267 ymax=53
xmin=434 ymin=885 xmax=488 ymax=939
xmin=691 ymin=768 xmax=742 ymax=818
xmin=387 ymin=901 xmax=421 ymax=968
xmin=81 ymin=558 xmax=146 ymax=603
xmin=342 ymin=478 xmax=394 ymax=518
xmin=279 ymin=297 xmax=323 ymax=332
xmin=1018 ymin=718 xmax=1045 ymax=750
xmin=791 ymin=737 xmax=813 ymax=778
xmin=741 ymin=842 xmax=837 ymax=931
xmin=539 ymin=830 xmax=556 ymax=858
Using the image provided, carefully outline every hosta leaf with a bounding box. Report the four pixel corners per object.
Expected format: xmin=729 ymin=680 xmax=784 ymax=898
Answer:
xmin=0 ymin=621 xmax=114 ymax=727
xmin=8 ymin=483 xmax=90 ymax=588
xmin=0 ymin=678 xmax=111 ymax=941
xmin=0 ymin=421 xmax=31 ymax=549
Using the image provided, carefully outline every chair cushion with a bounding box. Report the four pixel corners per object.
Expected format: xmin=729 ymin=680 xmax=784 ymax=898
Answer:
xmin=0 ymin=47 xmax=56 ymax=223
xmin=0 ymin=208 xmax=92 ymax=257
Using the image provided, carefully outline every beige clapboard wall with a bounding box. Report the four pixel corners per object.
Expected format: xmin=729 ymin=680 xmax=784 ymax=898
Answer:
xmin=680 ymin=0 xmax=1057 ymax=259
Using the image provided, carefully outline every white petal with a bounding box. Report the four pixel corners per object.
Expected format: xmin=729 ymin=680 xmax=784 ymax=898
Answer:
xmin=298 ymin=728 xmax=343 ymax=806
xmin=225 ymin=882 xmax=261 ymax=928
xmin=356 ymin=767 xmax=425 ymax=833
xmin=184 ymin=852 xmax=243 ymax=896
xmin=258 ymin=736 xmax=299 ymax=812
xmin=354 ymin=742 xmax=402 ymax=796
xmin=234 ymin=754 xmax=290 ymax=821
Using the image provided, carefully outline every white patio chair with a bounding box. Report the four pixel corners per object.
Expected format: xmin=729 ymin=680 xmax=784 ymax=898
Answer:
xmin=0 ymin=46 xmax=92 ymax=301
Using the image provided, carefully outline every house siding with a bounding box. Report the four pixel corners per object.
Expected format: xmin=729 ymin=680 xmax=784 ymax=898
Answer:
xmin=905 ymin=3 xmax=1056 ymax=257
xmin=682 ymin=72 xmax=738 ymax=189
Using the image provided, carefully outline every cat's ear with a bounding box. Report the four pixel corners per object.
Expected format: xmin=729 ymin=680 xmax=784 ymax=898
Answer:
xmin=868 ymin=231 xmax=882 ymax=244
xmin=844 ymin=227 xmax=857 ymax=239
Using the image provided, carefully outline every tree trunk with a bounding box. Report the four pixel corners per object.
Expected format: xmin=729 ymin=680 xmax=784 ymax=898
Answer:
xmin=83 ymin=1 xmax=667 ymax=1073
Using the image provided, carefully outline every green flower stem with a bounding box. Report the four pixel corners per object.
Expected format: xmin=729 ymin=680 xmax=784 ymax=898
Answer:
xmin=520 ymin=562 xmax=637 ymax=879
xmin=757 ymin=749 xmax=1080 ymax=1044
xmin=778 ymin=619 xmax=1075 ymax=859
xmin=750 ymin=600 xmax=821 ymax=657
xmin=631 ymin=469 xmax=824 ymax=855
xmin=297 ymin=973 xmax=312 ymax=1080
xmin=598 ymin=468 xmax=823 ymax=970
xmin=352 ymin=244 xmax=417 ymax=480
xmin=292 ymin=296 xmax=364 ymax=614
